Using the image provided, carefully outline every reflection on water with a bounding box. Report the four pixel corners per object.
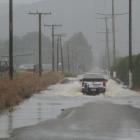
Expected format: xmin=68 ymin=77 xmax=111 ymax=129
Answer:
xmin=0 ymin=81 xmax=86 ymax=139
xmin=0 ymin=79 xmax=140 ymax=139
xmin=0 ymin=96 xmax=61 ymax=138
xmin=8 ymin=112 xmax=13 ymax=136
xmin=37 ymin=102 xmax=42 ymax=122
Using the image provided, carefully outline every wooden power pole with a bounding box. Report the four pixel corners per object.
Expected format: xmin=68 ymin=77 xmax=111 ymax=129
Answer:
xmin=54 ymin=34 xmax=65 ymax=72
xmin=44 ymin=24 xmax=62 ymax=71
xmin=29 ymin=11 xmax=51 ymax=76
xmin=129 ymin=0 xmax=133 ymax=88
xmin=9 ymin=0 xmax=14 ymax=80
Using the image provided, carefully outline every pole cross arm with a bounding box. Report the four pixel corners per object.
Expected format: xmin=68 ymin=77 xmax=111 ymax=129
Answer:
xmin=44 ymin=24 xmax=63 ymax=27
xmin=96 ymin=12 xmax=128 ymax=16
xmin=28 ymin=11 xmax=52 ymax=15
xmin=54 ymin=33 xmax=66 ymax=37
xmin=97 ymin=32 xmax=112 ymax=34
xmin=96 ymin=17 xmax=112 ymax=20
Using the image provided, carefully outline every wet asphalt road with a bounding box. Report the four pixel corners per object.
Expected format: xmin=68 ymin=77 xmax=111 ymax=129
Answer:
xmin=4 ymin=101 xmax=140 ymax=140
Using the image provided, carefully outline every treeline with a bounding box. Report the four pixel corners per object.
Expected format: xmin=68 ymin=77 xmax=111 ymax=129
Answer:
xmin=0 ymin=32 xmax=93 ymax=73
xmin=0 ymin=32 xmax=52 ymax=67
xmin=116 ymin=53 xmax=140 ymax=88
xmin=64 ymin=32 xmax=93 ymax=73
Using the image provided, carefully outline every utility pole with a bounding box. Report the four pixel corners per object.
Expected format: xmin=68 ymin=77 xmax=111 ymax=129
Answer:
xmin=97 ymin=10 xmax=128 ymax=77
xmin=9 ymin=0 xmax=14 ymax=80
xmin=71 ymin=47 xmax=75 ymax=74
xmin=75 ymin=49 xmax=78 ymax=74
xmin=105 ymin=17 xmax=111 ymax=71
xmin=29 ymin=11 xmax=51 ymax=76
xmin=129 ymin=0 xmax=133 ymax=89
xmin=112 ymin=0 xmax=117 ymax=78
xmin=97 ymin=17 xmax=111 ymax=72
xmin=44 ymin=24 xmax=62 ymax=71
xmin=60 ymin=36 xmax=64 ymax=73
xmin=67 ymin=44 xmax=70 ymax=73
xmin=54 ymin=34 xmax=65 ymax=72
xmin=56 ymin=36 xmax=59 ymax=72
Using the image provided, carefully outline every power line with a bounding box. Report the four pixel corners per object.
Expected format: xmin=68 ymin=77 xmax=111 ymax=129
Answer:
xmin=96 ymin=12 xmax=128 ymax=16
xmin=96 ymin=17 xmax=112 ymax=34
xmin=1 ymin=52 xmax=34 ymax=57
xmin=29 ymin=11 xmax=51 ymax=76
xmin=44 ymin=24 xmax=62 ymax=71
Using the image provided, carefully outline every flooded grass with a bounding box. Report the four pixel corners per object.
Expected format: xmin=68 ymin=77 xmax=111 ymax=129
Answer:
xmin=0 ymin=72 xmax=64 ymax=111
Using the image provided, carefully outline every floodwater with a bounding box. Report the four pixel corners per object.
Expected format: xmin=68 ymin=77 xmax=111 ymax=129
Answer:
xmin=0 ymin=78 xmax=140 ymax=139
xmin=0 ymin=79 xmax=91 ymax=138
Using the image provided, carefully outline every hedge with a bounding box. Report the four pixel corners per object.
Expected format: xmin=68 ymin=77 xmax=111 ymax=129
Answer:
xmin=116 ymin=54 xmax=140 ymax=87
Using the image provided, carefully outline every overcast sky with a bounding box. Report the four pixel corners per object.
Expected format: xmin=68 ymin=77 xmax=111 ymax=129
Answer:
xmin=0 ymin=0 xmax=40 ymax=4
xmin=0 ymin=0 xmax=139 ymax=59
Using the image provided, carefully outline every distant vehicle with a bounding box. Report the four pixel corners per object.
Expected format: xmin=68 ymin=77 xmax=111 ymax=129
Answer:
xmin=81 ymin=73 xmax=107 ymax=96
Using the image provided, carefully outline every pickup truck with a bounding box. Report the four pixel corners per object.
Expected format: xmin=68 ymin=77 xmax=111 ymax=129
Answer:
xmin=81 ymin=73 xmax=107 ymax=96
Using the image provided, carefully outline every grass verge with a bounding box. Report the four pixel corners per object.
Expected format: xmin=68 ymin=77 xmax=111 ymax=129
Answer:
xmin=0 ymin=72 xmax=64 ymax=111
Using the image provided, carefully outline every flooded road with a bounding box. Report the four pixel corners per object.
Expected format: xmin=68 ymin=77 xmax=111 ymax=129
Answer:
xmin=0 ymin=78 xmax=140 ymax=139
xmin=0 ymin=78 xmax=91 ymax=138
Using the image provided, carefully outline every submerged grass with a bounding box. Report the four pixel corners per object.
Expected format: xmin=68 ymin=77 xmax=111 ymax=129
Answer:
xmin=0 ymin=72 xmax=64 ymax=110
